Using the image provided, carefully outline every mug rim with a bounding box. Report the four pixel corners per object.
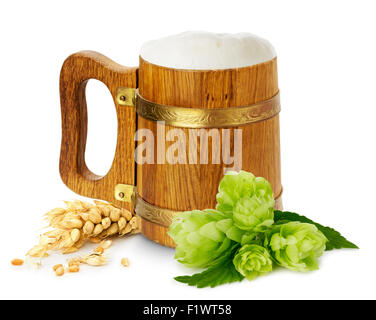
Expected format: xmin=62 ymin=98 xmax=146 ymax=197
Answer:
xmin=139 ymin=56 xmax=277 ymax=73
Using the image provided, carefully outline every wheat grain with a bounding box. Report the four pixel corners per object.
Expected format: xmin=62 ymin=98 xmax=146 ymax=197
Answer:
xmin=101 ymin=217 xmax=111 ymax=229
xmin=94 ymin=246 xmax=104 ymax=254
xmin=68 ymin=265 xmax=80 ymax=273
xmin=81 ymin=253 xmax=108 ymax=266
xmin=118 ymin=217 xmax=127 ymax=231
xmin=53 ymin=264 xmax=63 ymax=271
xmin=70 ymin=229 xmax=81 ymax=243
xmin=11 ymin=259 xmax=24 ymax=266
xmin=110 ymin=209 xmax=121 ymax=222
xmin=121 ymin=258 xmax=129 ymax=267
xmin=68 ymin=258 xmax=80 ymax=267
xmin=83 ymin=221 xmax=94 ymax=235
xmin=55 ymin=266 xmax=64 ymax=276
xmin=100 ymin=240 xmax=112 ymax=249
xmin=93 ymin=224 xmax=104 ymax=236
xmin=89 ymin=237 xmax=101 ymax=243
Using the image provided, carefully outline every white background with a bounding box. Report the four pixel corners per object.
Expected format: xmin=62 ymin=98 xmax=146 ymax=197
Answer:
xmin=0 ymin=0 xmax=375 ymax=300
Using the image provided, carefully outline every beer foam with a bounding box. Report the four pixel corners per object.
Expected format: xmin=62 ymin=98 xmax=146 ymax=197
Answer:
xmin=140 ymin=31 xmax=276 ymax=70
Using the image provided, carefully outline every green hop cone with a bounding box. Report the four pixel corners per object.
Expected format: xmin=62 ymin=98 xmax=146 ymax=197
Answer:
xmin=216 ymin=170 xmax=275 ymax=231
xmin=168 ymin=209 xmax=232 ymax=268
xmin=265 ymin=222 xmax=328 ymax=272
xmin=233 ymin=244 xmax=273 ymax=280
xmin=216 ymin=170 xmax=257 ymax=215
xmin=215 ymin=218 xmax=258 ymax=245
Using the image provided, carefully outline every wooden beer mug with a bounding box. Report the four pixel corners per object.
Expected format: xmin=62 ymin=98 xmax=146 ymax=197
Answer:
xmin=59 ymin=32 xmax=282 ymax=247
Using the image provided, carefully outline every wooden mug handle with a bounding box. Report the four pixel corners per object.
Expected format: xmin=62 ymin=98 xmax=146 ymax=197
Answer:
xmin=59 ymin=51 xmax=138 ymax=209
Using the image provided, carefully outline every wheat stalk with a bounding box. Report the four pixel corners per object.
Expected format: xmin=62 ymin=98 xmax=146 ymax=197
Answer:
xmin=27 ymin=200 xmax=140 ymax=258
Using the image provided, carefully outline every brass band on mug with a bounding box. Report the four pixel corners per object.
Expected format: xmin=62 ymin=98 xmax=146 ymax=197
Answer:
xmin=135 ymin=90 xmax=281 ymax=128
xmin=135 ymin=189 xmax=283 ymax=228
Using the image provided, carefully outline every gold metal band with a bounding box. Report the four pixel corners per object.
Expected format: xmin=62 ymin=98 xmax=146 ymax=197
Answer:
xmin=135 ymin=197 xmax=180 ymax=227
xmin=115 ymin=87 xmax=281 ymax=128
xmin=135 ymin=190 xmax=283 ymax=227
xmin=135 ymin=91 xmax=281 ymax=128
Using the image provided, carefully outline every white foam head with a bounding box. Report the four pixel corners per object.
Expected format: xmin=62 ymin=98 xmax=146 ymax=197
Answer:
xmin=140 ymin=31 xmax=276 ymax=70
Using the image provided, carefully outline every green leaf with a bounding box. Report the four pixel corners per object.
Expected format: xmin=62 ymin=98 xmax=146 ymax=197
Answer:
xmin=274 ymin=210 xmax=359 ymax=251
xmin=174 ymin=244 xmax=244 ymax=288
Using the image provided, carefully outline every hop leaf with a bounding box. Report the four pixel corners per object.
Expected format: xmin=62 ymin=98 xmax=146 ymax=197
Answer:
xmin=175 ymin=244 xmax=244 ymax=288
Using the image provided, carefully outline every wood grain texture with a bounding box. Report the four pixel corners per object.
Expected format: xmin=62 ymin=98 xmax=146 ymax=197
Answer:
xmin=59 ymin=51 xmax=137 ymax=212
xmin=137 ymin=57 xmax=282 ymax=246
